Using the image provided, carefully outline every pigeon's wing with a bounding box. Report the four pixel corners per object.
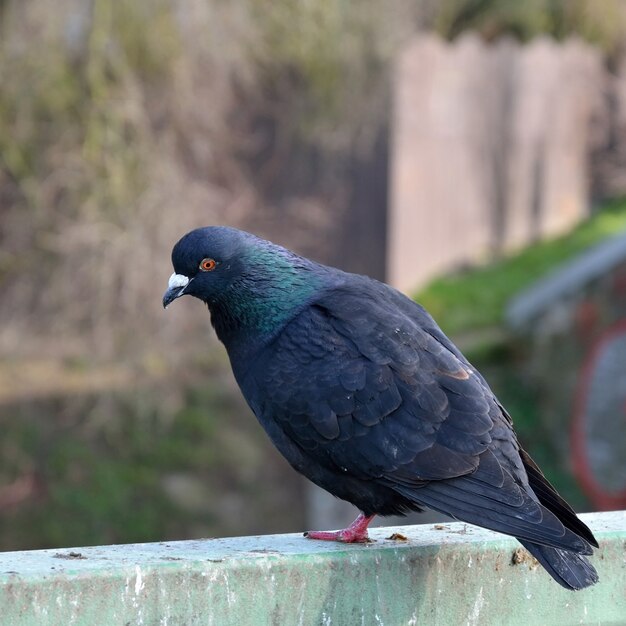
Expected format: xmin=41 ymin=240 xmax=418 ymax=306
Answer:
xmin=252 ymin=288 xmax=490 ymax=481
xmin=248 ymin=283 xmax=593 ymax=554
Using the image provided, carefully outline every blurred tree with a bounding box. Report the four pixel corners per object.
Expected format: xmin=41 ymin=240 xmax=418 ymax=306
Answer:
xmin=430 ymin=0 xmax=625 ymax=53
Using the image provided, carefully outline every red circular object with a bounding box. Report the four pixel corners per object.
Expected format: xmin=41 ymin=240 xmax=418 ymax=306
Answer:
xmin=572 ymin=320 xmax=626 ymax=509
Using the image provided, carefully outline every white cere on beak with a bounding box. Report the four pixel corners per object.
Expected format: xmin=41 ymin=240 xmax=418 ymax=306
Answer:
xmin=168 ymin=273 xmax=189 ymax=290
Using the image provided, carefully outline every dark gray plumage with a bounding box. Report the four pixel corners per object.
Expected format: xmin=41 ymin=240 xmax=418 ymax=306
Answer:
xmin=163 ymin=226 xmax=599 ymax=590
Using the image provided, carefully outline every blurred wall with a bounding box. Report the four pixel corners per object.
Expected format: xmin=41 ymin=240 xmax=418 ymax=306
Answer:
xmin=389 ymin=34 xmax=603 ymax=292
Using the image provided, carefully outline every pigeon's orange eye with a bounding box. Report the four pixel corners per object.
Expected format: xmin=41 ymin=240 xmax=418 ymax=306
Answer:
xmin=199 ymin=258 xmax=217 ymax=272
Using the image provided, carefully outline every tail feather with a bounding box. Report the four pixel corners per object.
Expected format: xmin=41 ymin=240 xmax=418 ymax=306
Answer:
xmin=518 ymin=540 xmax=599 ymax=590
xmin=521 ymin=450 xmax=599 ymax=548
xmin=396 ymin=480 xmax=594 ymax=555
xmin=388 ymin=447 xmax=600 ymax=589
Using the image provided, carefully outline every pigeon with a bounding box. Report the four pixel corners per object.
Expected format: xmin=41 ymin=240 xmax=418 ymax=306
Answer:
xmin=163 ymin=226 xmax=599 ymax=590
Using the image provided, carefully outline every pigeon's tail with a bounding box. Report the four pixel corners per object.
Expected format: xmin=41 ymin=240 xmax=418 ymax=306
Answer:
xmin=518 ymin=540 xmax=598 ymax=590
xmin=517 ymin=450 xmax=599 ymax=590
xmin=520 ymin=450 xmax=598 ymax=548
xmin=388 ymin=446 xmax=600 ymax=590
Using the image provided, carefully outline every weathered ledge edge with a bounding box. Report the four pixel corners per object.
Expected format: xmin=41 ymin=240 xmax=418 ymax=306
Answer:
xmin=0 ymin=511 xmax=624 ymax=625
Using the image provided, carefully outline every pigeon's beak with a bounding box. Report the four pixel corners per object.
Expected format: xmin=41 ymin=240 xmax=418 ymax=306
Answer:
xmin=163 ymin=273 xmax=190 ymax=309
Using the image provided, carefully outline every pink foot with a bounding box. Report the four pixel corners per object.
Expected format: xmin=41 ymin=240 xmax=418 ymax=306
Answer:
xmin=304 ymin=513 xmax=375 ymax=543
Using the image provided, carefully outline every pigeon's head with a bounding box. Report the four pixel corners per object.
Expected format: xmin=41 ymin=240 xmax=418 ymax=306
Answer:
xmin=163 ymin=226 xmax=328 ymax=341
xmin=162 ymin=226 xmax=254 ymax=309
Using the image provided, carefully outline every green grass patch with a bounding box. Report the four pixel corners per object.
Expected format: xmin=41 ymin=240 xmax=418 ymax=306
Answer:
xmin=414 ymin=200 xmax=626 ymax=337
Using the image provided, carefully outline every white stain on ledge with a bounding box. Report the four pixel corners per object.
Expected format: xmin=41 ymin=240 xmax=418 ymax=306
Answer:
xmin=223 ymin=571 xmax=236 ymax=607
xmin=467 ymin=585 xmax=484 ymax=626
xmin=135 ymin=565 xmax=145 ymax=595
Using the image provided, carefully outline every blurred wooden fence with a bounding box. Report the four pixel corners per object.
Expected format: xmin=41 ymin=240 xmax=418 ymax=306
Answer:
xmin=388 ymin=34 xmax=604 ymax=292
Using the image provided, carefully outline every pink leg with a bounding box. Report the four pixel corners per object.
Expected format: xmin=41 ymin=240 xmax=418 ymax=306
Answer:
xmin=304 ymin=513 xmax=375 ymax=543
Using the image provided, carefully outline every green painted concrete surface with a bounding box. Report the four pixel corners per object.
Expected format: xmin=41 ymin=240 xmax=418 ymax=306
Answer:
xmin=0 ymin=511 xmax=624 ymax=625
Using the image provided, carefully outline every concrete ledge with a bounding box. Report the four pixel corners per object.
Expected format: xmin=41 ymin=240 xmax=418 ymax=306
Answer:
xmin=0 ymin=511 xmax=624 ymax=625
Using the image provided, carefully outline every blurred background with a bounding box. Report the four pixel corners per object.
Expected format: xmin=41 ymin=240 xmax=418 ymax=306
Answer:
xmin=1 ymin=0 xmax=626 ymax=551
